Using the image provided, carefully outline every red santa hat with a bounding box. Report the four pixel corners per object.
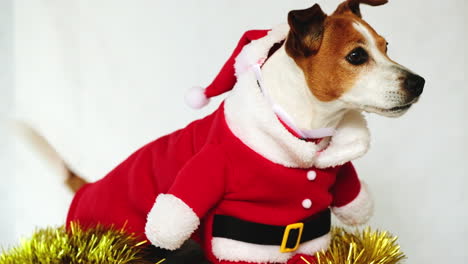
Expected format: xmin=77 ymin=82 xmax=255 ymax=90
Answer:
xmin=185 ymin=30 xmax=270 ymax=109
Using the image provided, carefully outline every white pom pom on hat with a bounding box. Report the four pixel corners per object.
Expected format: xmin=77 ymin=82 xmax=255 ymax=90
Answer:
xmin=185 ymin=86 xmax=210 ymax=109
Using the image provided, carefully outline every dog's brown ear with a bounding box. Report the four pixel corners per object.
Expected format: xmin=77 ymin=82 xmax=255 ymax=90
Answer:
xmin=334 ymin=0 xmax=388 ymax=17
xmin=286 ymin=4 xmax=327 ymax=57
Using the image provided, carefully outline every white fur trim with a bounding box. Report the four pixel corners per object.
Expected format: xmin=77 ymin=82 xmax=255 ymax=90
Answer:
xmin=234 ymin=24 xmax=289 ymax=76
xmin=332 ymin=182 xmax=374 ymax=226
xmin=224 ymin=24 xmax=370 ymax=168
xmin=212 ymin=233 xmax=330 ymax=263
xmin=145 ymin=194 xmax=200 ymax=250
xmin=185 ymin=86 xmax=210 ymax=109
xmin=296 ymin=233 xmax=331 ymax=255
xmin=314 ymin=111 xmax=370 ymax=168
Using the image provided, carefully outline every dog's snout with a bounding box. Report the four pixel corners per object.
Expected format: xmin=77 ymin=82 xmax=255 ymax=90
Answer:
xmin=404 ymin=73 xmax=425 ymax=97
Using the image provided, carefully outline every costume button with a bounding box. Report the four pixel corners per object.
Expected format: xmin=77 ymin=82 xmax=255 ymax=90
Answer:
xmin=307 ymin=171 xmax=317 ymax=181
xmin=302 ymin=199 xmax=312 ymax=209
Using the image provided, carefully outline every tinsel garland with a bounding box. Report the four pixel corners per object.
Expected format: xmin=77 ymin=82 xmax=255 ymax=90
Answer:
xmin=0 ymin=223 xmax=157 ymax=264
xmin=0 ymin=223 xmax=405 ymax=264
xmin=315 ymin=228 xmax=405 ymax=264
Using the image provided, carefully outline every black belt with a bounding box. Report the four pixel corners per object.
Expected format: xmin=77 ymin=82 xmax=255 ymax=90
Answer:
xmin=212 ymin=209 xmax=331 ymax=253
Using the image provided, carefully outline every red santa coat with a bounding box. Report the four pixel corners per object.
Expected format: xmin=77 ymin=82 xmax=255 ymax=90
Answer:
xmin=68 ymin=24 xmax=373 ymax=264
xmin=68 ymin=104 xmax=367 ymax=263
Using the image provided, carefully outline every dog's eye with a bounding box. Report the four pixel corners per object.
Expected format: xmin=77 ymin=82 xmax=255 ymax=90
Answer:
xmin=346 ymin=47 xmax=369 ymax=65
xmin=385 ymin=42 xmax=389 ymax=52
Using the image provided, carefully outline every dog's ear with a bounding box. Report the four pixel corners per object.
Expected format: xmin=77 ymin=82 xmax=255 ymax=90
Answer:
xmin=334 ymin=0 xmax=388 ymax=17
xmin=286 ymin=4 xmax=327 ymax=57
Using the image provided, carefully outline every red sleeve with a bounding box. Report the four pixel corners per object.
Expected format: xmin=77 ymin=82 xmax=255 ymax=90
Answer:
xmin=168 ymin=144 xmax=227 ymax=218
xmin=330 ymin=162 xmax=361 ymax=207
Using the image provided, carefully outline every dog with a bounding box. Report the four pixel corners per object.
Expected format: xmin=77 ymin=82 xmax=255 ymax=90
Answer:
xmin=23 ymin=1 xmax=424 ymax=263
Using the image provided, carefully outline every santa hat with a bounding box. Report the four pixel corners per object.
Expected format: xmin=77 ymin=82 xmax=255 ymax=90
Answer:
xmin=185 ymin=30 xmax=270 ymax=109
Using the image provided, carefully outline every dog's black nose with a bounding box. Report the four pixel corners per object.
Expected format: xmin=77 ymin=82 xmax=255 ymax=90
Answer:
xmin=404 ymin=73 xmax=425 ymax=97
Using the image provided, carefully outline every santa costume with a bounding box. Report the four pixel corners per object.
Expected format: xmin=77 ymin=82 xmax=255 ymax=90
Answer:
xmin=67 ymin=24 xmax=373 ymax=264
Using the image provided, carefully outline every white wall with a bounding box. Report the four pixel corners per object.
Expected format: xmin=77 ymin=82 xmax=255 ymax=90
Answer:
xmin=0 ymin=0 xmax=11 ymax=115
xmin=4 ymin=0 xmax=467 ymax=263
xmin=0 ymin=0 xmax=14 ymax=247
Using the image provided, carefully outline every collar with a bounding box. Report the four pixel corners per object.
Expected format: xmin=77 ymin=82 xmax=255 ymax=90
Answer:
xmin=276 ymin=116 xmax=324 ymax=144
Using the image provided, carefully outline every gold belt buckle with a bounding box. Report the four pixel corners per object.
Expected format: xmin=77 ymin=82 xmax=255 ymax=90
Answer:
xmin=279 ymin=222 xmax=304 ymax=253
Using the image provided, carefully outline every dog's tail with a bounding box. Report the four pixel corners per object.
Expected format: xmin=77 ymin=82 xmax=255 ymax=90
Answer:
xmin=13 ymin=121 xmax=88 ymax=193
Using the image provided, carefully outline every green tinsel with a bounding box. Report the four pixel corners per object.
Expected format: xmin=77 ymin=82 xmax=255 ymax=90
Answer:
xmin=0 ymin=222 xmax=159 ymax=264
xmin=0 ymin=223 xmax=405 ymax=264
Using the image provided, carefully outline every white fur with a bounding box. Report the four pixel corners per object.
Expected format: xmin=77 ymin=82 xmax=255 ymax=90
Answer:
xmin=145 ymin=194 xmax=200 ymax=250
xmin=225 ymin=24 xmax=370 ymax=169
xmin=339 ymin=22 xmax=412 ymax=117
xmin=225 ymin=70 xmax=320 ymax=168
xmin=254 ymin=51 xmax=336 ymax=139
xmin=261 ymin=46 xmax=347 ymax=130
xmin=185 ymin=86 xmax=210 ymax=109
xmin=212 ymin=233 xmax=330 ymax=263
xmin=331 ymin=182 xmax=374 ymax=226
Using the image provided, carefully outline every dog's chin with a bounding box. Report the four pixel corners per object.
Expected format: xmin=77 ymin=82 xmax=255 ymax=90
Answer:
xmin=363 ymin=104 xmax=412 ymax=118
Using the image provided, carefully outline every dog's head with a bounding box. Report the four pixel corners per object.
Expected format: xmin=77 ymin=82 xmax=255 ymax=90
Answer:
xmin=285 ymin=0 xmax=424 ymax=117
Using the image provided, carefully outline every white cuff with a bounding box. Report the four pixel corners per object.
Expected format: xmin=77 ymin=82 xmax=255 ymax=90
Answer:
xmin=331 ymin=182 xmax=373 ymax=226
xmin=145 ymin=194 xmax=200 ymax=250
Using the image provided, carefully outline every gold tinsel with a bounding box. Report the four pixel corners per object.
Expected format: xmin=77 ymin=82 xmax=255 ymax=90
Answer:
xmin=0 ymin=222 xmax=160 ymax=264
xmin=314 ymin=227 xmax=406 ymax=264
xmin=0 ymin=224 xmax=405 ymax=264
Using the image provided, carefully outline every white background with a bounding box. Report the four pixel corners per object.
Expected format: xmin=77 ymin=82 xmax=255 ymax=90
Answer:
xmin=1 ymin=0 xmax=467 ymax=263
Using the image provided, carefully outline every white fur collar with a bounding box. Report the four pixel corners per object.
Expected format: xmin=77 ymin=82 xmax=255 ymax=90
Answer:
xmin=224 ymin=24 xmax=370 ymax=169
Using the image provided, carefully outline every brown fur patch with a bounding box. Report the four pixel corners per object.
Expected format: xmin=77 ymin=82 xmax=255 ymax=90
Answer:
xmin=286 ymin=4 xmax=327 ymax=58
xmin=334 ymin=0 xmax=389 ymax=18
xmin=286 ymin=12 xmax=389 ymax=102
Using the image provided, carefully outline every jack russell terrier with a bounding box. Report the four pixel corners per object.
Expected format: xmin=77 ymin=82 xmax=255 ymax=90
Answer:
xmin=24 ymin=0 xmax=424 ymax=263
